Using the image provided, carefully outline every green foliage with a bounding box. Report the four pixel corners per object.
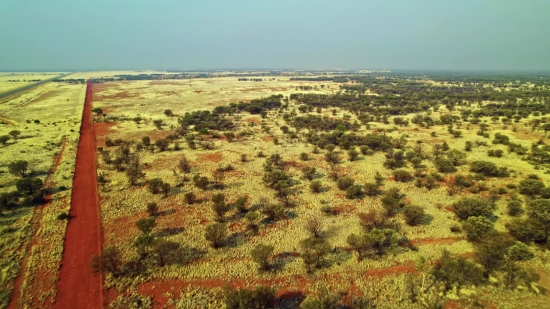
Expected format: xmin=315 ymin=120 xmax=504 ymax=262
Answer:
xmin=347 ymin=149 xmax=359 ymax=161
xmin=345 ymin=185 xmax=364 ymax=199
xmin=462 ymin=216 xmax=494 ymax=241
xmin=184 ymin=192 xmax=196 ymax=204
xmin=507 ymin=199 xmax=523 ymax=216
xmin=250 ymin=244 xmax=274 ymax=271
xmin=148 ymin=178 xmax=164 ymax=194
xmin=434 ymin=158 xmax=456 ymax=173
xmin=518 ymin=179 xmax=545 ymax=196
xmin=8 ymin=160 xmax=29 ymax=177
xmin=15 ymin=177 xmax=42 ymax=195
xmin=224 ymin=286 xmax=275 ymax=309
xmin=431 ymin=249 xmax=484 ymax=290
xmin=309 ymin=180 xmax=322 ymax=193
xmin=299 ymin=237 xmax=331 ymax=273
xmin=136 ymin=217 xmax=157 ymax=234
xmin=469 ymin=160 xmax=509 ymax=177
xmin=527 ymin=198 xmax=550 ymax=242
xmin=393 ymin=169 xmax=413 ymax=182
xmin=451 ymin=197 xmax=494 ymax=220
xmin=473 ymin=231 xmax=515 ymax=275
xmin=0 ymin=135 xmax=11 ymax=145
xmin=91 ymin=246 xmax=123 ymax=277
xmin=336 ymin=176 xmax=354 ymax=190
xmin=261 ymin=204 xmax=285 ymax=221
xmin=301 ymin=166 xmax=316 ymax=181
xmin=402 ymin=205 xmax=425 ymax=226
xmin=381 ymin=187 xmax=406 ymax=217
xmin=155 ymin=138 xmax=170 ymax=151
xmin=192 ymin=174 xmax=209 ymax=189
xmin=262 ymin=170 xmax=289 ymax=188
xmin=146 ymin=202 xmax=158 ymax=216
xmin=204 ymin=223 xmax=227 ymax=248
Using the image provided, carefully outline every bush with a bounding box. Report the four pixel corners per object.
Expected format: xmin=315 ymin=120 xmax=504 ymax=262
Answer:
xmin=347 ymin=149 xmax=359 ymax=161
xmin=402 ymin=205 xmax=425 ymax=226
xmin=204 ymin=223 xmax=227 ymax=248
xmin=56 ymin=212 xmax=70 ymax=220
xmin=16 ymin=177 xmax=43 ymax=195
xmin=336 ymin=177 xmax=354 ymax=190
xmin=507 ymin=200 xmax=523 ymax=216
xmin=345 ymin=185 xmax=364 ymax=199
xmin=250 ymin=244 xmax=274 ymax=271
xmin=310 ymin=180 xmax=322 ymax=193
xmin=224 ymin=286 xmax=275 ymax=309
xmin=451 ymin=197 xmax=495 ymax=220
xmin=450 ymin=224 xmax=462 ymax=233
xmin=146 ymin=202 xmax=158 ymax=216
xmin=393 ymin=169 xmax=413 ymax=182
xmin=434 ymin=158 xmax=457 ymax=173
xmin=518 ymin=179 xmax=545 ymax=196
xmin=462 ymin=216 xmax=494 ymax=241
xmin=184 ymin=192 xmax=196 ymax=204
xmin=136 ymin=217 xmax=156 ymax=234
xmin=470 ymin=160 xmax=509 ymax=177
xmin=148 ymin=178 xmax=164 ymax=194
xmin=381 ymin=187 xmax=406 ymax=217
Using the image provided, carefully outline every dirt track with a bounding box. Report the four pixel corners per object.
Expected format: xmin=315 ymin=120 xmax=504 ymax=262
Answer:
xmin=54 ymin=81 xmax=103 ymax=309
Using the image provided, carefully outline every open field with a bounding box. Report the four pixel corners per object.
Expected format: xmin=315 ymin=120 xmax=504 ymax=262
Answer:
xmin=0 ymin=80 xmax=85 ymax=309
xmin=89 ymin=73 xmax=550 ymax=308
xmin=0 ymin=73 xmax=66 ymax=94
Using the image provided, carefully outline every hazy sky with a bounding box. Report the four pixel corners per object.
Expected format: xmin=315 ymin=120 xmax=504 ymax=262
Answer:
xmin=1 ymin=0 xmax=549 ymax=71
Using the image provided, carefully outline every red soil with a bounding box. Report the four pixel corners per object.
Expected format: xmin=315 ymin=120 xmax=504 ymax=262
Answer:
xmin=54 ymin=81 xmax=103 ymax=309
xmin=7 ymin=137 xmax=67 ymax=309
xmin=94 ymin=121 xmax=116 ymax=147
xmin=199 ymin=152 xmax=223 ymax=163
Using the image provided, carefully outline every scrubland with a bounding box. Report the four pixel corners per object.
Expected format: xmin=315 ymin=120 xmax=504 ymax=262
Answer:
xmin=0 ymin=80 xmax=85 ymax=308
xmin=91 ymin=73 xmax=550 ymax=308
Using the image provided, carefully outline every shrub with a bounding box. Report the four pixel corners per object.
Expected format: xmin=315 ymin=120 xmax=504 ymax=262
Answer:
xmin=451 ymin=197 xmax=495 ymax=220
xmin=16 ymin=177 xmax=43 ymax=195
xmin=309 ymin=180 xmax=322 ymax=193
xmin=462 ymin=216 xmax=494 ymax=241
xmin=224 ymin=286 xmax=275 ymax=309
xmin=345 ymin=185 xmax=364 ymax=199
xmin=299 ymin=152 xmax=309 ymax=161
xmin=393 ymin=169 xmax=413 ymax=182
xmin=336 ymin=177 xmax=354 ymax=190
xmin=507 ymin=200 xmax=523 ymax=216
xmin=184 ymin=192 xmax=196 ymax=204
xmin=250 ymin=244 xmax=274 ymax=271
xmin=402 ymin=205 xmax=425 ymax=226
xmin=148 ymin=178 xmax=164 ymax=194
xmin=434 ymin=158 xmax=457 ymax=173
xmin=381 ymin=187 xmax=406 ymax=217
xmin=518 ymin=179 xmax=545 ymax=196
xmin=301 ymin=166 xmax=316 ymax=181
xmin=204 ymin=223 xmax=227 ymax=248
xmin=146 ymin=202 xmax=158 ymax=216
xmin=8 ymin=160 xmax=29 ymax=177
xmin=136 ymin=217 xmax=156 ymax=234
xmin=347 ymin=149 xmax=359 ymax=161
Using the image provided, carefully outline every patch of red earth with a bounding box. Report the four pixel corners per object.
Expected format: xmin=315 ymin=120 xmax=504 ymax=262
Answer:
xmin=54 ymin=80 xmax=103 ymax=309
xmin=8 ymin=137 xmax=67 ymax=309
xmin=261 ymin=136 xmax=274 ymax=142
xmin=445 ymin=206 xmax=453 ymax=212
xmin=94 ymin=121 xmax=116 ymax=147
xmin=333 ymin=204 xmax=357 ymax=214
xmin=245 ymin=117 xmax=261 ymax=125
xmin=94 ymin=90 xmax=139 ymax=101
xmin=193 ymin=90 xmax=204 ymax=94
xmin=364 ymin=262 xmax=416 ymax=277
xmin=199 ymin=152 xmax=223 ymax=163
xmin=269 ymin=87 xmax=288 ymax=92
xmin=104 ymin=214 xmax=145 ymax=246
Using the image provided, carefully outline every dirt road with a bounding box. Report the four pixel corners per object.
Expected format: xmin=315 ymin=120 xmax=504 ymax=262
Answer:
xmin=54 ymin=80 xmax=103 ymax=309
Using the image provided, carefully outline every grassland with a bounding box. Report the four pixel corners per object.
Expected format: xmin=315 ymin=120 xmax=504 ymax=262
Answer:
xmin=0 ymin=79 xmax=85 ymax=309
xmin=91 ymin=73 xmax=550 ymax=308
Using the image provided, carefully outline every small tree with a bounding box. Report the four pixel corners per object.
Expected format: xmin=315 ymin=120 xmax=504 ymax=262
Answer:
xmin=347 ymin=149 xmax=359 ymax=161
xmin=305 ymin=218 xmax=324 ymax=238
xmin=0 ymin=135 xmax=10 ymax=145
xmin=245 ymin=211 xmax=260 ymax=234
xmin=211 ymin=194 xmax=232 ymax=221
xmin=204 ymin=222 xmax=227 ymax=248
xmin=234 ymin=196 xmax=248 ymax=213
xmin=146 ymin=202 xmax=158 ymax=216
xmin=300 ymin=237 xmax=331 ymax=272
xmin=381 ymin=187 xmax=406 ymax=217
xmin=142 ymin=136 xmax=151 ymax=146
xmin=336 ymin=177 xmax=354 ymax=190
xmin=224 ymin=132 xmax=236 ymax=142
xmin=91 ymin=246 xmax=123 ymax=277
xmin=151 ymin=239 xmax=180 ymax=266
xmin=346 ymin=233 xmax=371 ymax=261
xmin=9 ymin=160 xmax=29 ymax=177
xmin=527 ymin=198 xmax=550 ymax=242
xmin=261 ymin=204 xmax=285 ymax=221
xmin=301 ymin=166 xmax=316 ymax=181
xmin=155 ymin=139 xmax=170 ymax=151
xmin=148 ymin=178 xmax=164 ymax=194
xmin=224 ymin=286 xmax=275 ymax=309
xmin=164 ymin=109 xmax=173 ymax=117
xmin=136 ymin=217 xmax=157 ymax=234
xmin=310 ymin=180 xmax=322 ymax=193
xmin=462 ymin=216 xmax=494 ymax=241
xmin=178 ymin=155 xmax=191 ymax=173
xmin=16 ymin=177 xmax=43 ymax=195
xmin=250 ymin=244 xmax=274 ymax=271
xmin=184 ymin=192 xmax=196 ymax=204
xmin=452 ymin=197 xmax=494 ymax=220
xmin=126 ymin=156 xmax=145 ymax=186
xmin=402 ymin=205 xmax=425 ymax=226
xmin=8 ymin=130 xmax=21 ymax=139
xmin=91 ymin=107 xmax=103 ymax=117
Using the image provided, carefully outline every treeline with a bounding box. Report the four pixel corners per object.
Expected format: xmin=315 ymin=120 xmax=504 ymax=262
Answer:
xmin=237 ymin=78 xmax=263 ymax=82
xmin=290 ymin=77 xmax=349 ymax=82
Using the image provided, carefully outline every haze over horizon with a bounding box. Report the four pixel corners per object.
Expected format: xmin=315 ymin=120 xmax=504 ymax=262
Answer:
xmin=1 ymin=0 xmax=549 ymax=72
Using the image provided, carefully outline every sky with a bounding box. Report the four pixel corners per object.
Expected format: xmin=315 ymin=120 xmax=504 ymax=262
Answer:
xmin=1 ymin=0 xmax=549 ymax=71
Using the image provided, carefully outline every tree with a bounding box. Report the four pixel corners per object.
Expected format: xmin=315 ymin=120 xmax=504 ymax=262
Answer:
xmin=164 ymin=109 xmax=173 ymax=117
xmin=462 ymin=216 xmax=494 ymax=241
xmin=211 ymin=194 xmax=232 ymax=221
xmin=91 ymin=107 xmax=103 ymax=117
xmin=518 ymin=179 xmax=545 ymax=196
xmin=434 ymin=158 xmax=456 ymax=173
xmin=155 ymin=138 xmax=170 ymax=151
xmin=474 ymin=231 xmax=515 ymax=275
xmin=393 ymin=170 xmax=413 ymax=182
xmin=8 ymin=130 xmax=21 ymax=139
xmin=212 ymin=169 xmax=225 ymax=189
xmin=310 ymin=180 xmax=322 ymax=193
xmin=245 ymin=211 xmax=260 ymax=234
xmin=301 ymin=166 xmax=316 ymax=181
xmin=446 ymin=149 xmax=467 ymax=166
xmin=15 ymin=177 xmax=42 ymax=195
xmin=161 ymin=182 xmax=171 ymax=197
xmin=0 ymin=135 xmax=11 ymax=145
xmin=224 ymin=132 xmax=236 ymax=142
xmin=142 ymin=136 xmax=151 ymax=146
xmin=347 ymin=149 xmax=359 ymax=161
xmin=125 ymin=156 xmax=145 ymax=186
xmin=451 ymin=197 xmax=494 ymax=220
xmin=148 ymin=178 xmax=164 ymax=194
xmin=8 ymin=160 xmax=29 ymax=177
xmin=402 ymin=205 xmax=425 ymax=226
xmin=204 ymin=223 xmax=227 ymax=248
xmin=136 ymin=217 xmax=156 ymax=234
xmin=261 ymin=204 xmax=285 ymax=221
xmin=178 ymin=155 xmax=191 ymax=173
xmin=366 ymin=228 xmax=398 ymax=256
xmin=184 ymin=192 xmax=196 ymax=204
xmin=262 ymin=170 xmax=289 ymax=188
xmin=336 ymin=177 xmax=354 ymax=190
xmin=250 ymin=244 xmax=274 ymax=271
xmin=346 ymin=233 xmax=372 ymax=261
xmin=381 ymin=187 xmax=405 ymax=217
xmin=91 ymin=246 xmax=123 ymax=277
xmin=151 ymin=239 xmax=180 ymax=266
xmin=305 ymin=218 xmax=324 ymax=238
xmin=0 ymin=191 xmax=19 ymax=210
xmin=300 ymin=237 xmax=331 ymax=272
xmin=193 ymin=174 xmax=209 ymax=190
xmin=430 ymin=249 xmax=484 ymax=291
xmin=527 ymin=198 xmax=550 ymax=242
xmin=146 ymin=202 xmax=158 ymax=216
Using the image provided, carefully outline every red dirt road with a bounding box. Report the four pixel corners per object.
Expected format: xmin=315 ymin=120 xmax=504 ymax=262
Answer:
xmin=54 ymin=81 xmax=103 ymax=309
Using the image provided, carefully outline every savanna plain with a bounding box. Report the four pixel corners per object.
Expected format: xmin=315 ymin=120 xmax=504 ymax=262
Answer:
xmin=1 ymin=71 xmax=550 ymax=309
